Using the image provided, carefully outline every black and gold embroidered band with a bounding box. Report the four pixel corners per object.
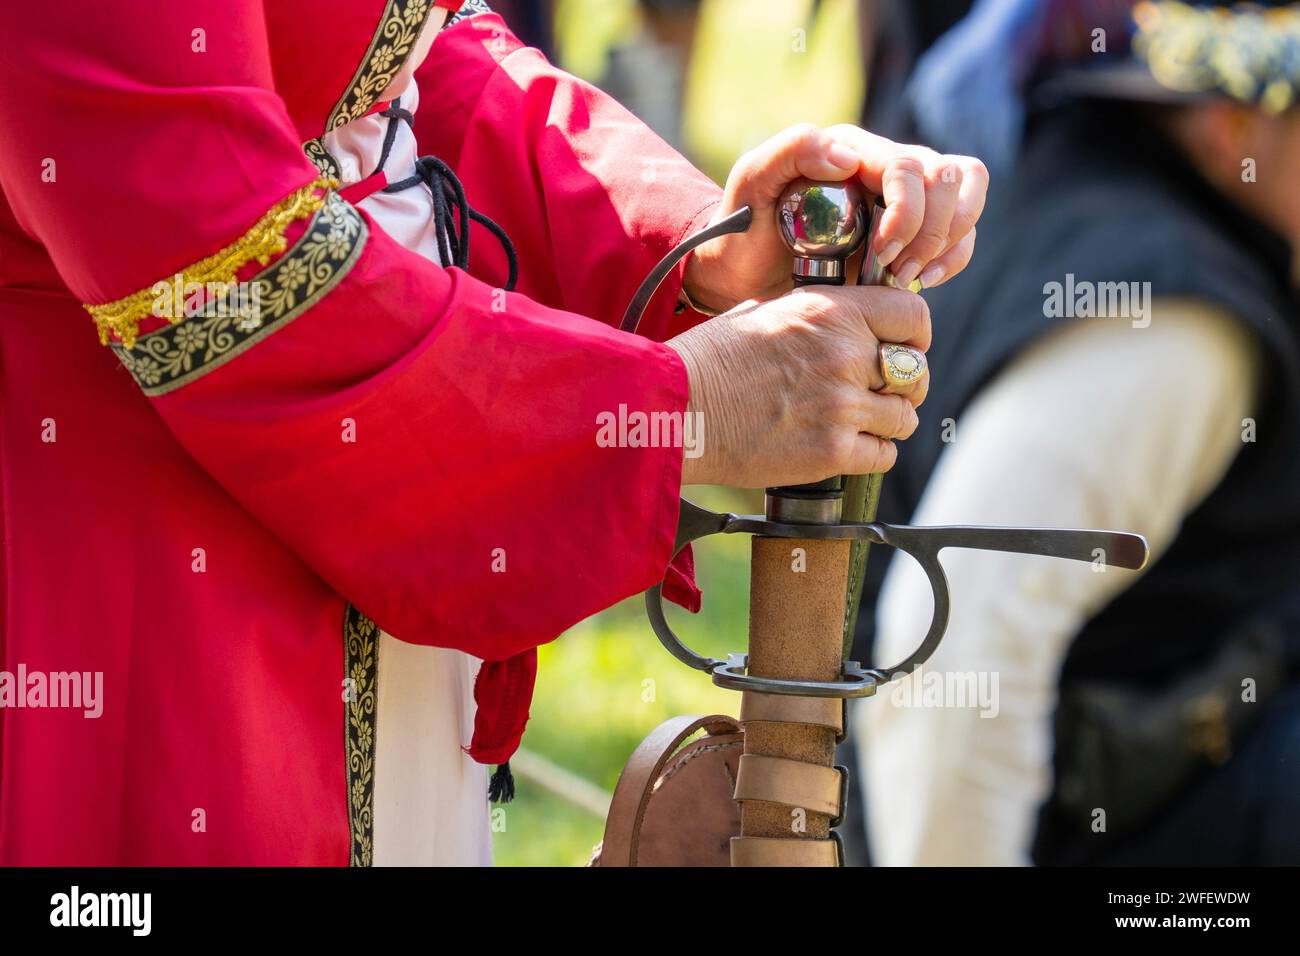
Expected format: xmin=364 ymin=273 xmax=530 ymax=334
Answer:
xmin=448 ymin=0 xmax=492 ymax=27
xmin=325 ymin=0 xmax=439 ymax=132
xmin=304 ymin=138 xmax=343 ymax=180
xmin=110 ymin=191 xmax=367 ymax=395
xmin=304 ymin=1 xmax=491 ymax=195
xmin=343 ymin=606 xmax=379 ymax=868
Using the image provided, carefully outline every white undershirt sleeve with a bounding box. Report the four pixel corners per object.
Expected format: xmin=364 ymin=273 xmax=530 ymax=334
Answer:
xmin=856 ymin=301 xmax=1261 ymax=866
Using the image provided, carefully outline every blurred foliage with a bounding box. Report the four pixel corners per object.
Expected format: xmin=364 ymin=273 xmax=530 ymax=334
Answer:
xmin=683 ymin=0 xmax=865 ymax=182
xmin=492 ymin=486 xmax=761 ymax=866
xmin=555 ymin=0 xmax=865 ymax=182
xmin=553 ymin=0 xmax=639 ymax=82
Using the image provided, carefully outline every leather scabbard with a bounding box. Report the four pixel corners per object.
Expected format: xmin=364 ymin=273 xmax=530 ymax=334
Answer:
xmin=734 ymin=536 xmax=850 ymax=864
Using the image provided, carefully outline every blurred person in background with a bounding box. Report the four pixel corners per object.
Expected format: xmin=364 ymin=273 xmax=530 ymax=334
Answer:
xmin=600 ymin=0 xmax=702 ymax=150
xmin=490 ymin=0 xmax=557 ymax=57
xmin=568 ymin=0 xmax=868 ymax=182
xmin=849 ymin=0 xmax=1300 ymax=866
xmin=857 ymin=0 xmax=974 ymax=139
xmin=681 ymin=0 xmax=866 ymax=181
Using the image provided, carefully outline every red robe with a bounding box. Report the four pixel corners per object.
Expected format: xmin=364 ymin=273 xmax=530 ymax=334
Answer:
xmin=0 ymin=2 xmax=718 ymax=864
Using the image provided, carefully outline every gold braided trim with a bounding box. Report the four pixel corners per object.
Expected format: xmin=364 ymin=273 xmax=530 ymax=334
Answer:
xmin=1134 ymin=1 xmax=1300 ymax=115
xmin=84 ymin=177 xmax=337 ymax=348
xmin=112 ymin=192 xmax=368 ymax=396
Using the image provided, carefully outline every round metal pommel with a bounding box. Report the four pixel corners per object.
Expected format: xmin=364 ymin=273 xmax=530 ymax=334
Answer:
xmin=778 ymin=179 xmax=868 ymax=280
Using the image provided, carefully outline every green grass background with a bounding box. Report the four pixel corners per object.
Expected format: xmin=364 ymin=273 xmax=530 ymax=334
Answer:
xmin=492 ymin=487 xmax=761 ymax=866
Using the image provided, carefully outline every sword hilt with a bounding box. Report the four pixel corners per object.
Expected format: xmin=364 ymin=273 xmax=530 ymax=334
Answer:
xmin=616 ymin=176 xmax=1152 ymax=869
xmin=769 ymin=180 xmax=872 ymax=508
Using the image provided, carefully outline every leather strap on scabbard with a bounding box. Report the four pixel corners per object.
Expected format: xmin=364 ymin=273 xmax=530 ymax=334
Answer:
xmin=733 ymin=754 xmax=846 ymax=819
xmin=739 ymin=692 xmax=845 ymax=740
xmin=731 ymin=835 xmax=841 ymax=867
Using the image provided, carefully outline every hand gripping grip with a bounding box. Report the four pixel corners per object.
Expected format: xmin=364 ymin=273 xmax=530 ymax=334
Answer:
xmin=617 ymin=203 xmax=1149 ymax=697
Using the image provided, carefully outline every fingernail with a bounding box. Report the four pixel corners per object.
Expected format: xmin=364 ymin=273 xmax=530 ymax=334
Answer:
xmin=827 ymin=142 xmax=858 ymax=170
xmin=877 ymin=239 xmax=903 ymax=268
xmin=895 ymin=258 xmax=922 ymax=288
xmin=918 ymin=263 xmax=945 ymax=288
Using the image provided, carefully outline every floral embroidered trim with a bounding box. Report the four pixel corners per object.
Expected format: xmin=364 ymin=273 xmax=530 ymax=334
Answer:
xmin=110 ymin=191 xmax=367 ymax=395
xmin=1134 ymin=1 xmax=1300 ymax=114
xmin=447 ymin=0 xmax=492 ymax=27
xmin=85 ymin=177 xmax=336 ymax=348
xmin=304 ymin=137 xmax=342 ymax=179
xmin=325 ymin=0 xmax=436 ymax=132
xmin=343 ymin=606 xmax=379 ymax=868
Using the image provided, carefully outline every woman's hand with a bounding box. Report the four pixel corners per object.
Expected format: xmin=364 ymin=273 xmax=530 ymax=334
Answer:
xmin=683 ymin=124 xmax=989 ymax=313
xmin=665 ymin=283 xmax=930 ymax=488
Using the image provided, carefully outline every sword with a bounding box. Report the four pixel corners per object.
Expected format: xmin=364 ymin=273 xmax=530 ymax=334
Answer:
xmin=618 ymin=181 xmax=1149 ymax=867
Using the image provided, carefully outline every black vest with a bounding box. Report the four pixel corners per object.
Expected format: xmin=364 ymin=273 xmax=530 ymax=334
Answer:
xmin=853 ymin=100 xmax=1300 ymax=686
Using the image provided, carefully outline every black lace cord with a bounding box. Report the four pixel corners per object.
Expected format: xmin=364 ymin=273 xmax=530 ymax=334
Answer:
xmin=371 ymin=104 xmax=414 ymax=178
xmin=374 ymin=102 xmax=520 ymax=802
xmin=376 ymin=102 xmax=519 ymax=290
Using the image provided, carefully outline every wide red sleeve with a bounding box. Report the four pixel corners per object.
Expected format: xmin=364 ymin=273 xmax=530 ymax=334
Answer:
xmin=414 ymin=12 xmax=723 ymax=609
xmin=411 ymin=13 xmax=723 ymax=343
xmin=0 ymin=2 xmax=698 ymax=664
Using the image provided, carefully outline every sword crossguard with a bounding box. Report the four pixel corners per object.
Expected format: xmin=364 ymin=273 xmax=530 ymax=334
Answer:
xmin=645 ymin=497 xmax=1149 ymax=697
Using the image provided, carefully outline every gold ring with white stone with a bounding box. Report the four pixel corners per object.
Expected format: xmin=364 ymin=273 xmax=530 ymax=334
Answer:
xmin=877 ymin=343 xmax=926 ymax=390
